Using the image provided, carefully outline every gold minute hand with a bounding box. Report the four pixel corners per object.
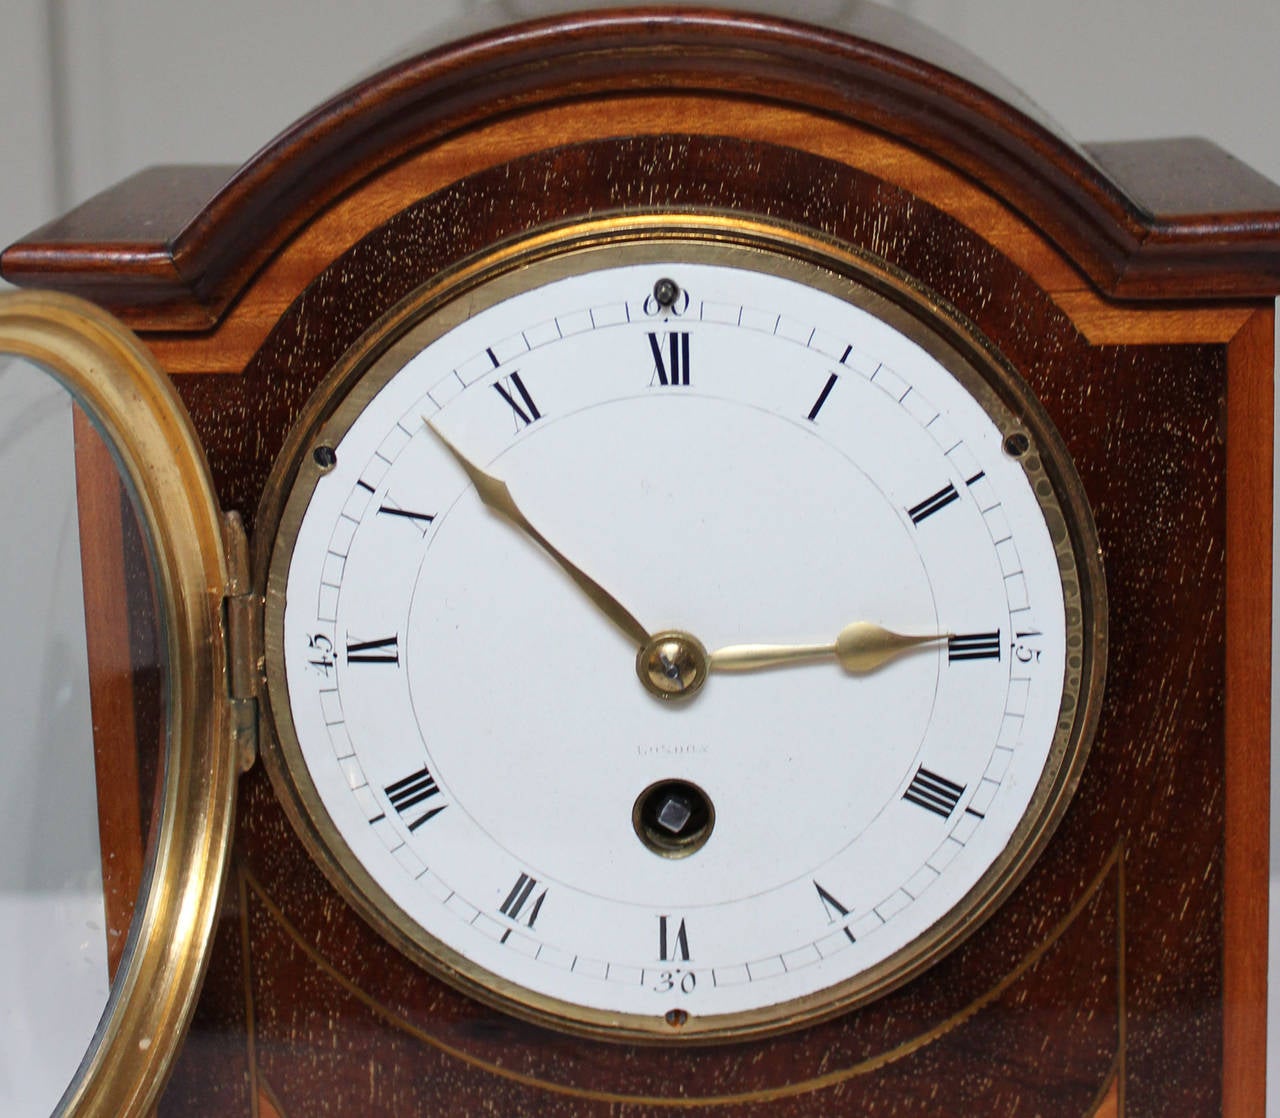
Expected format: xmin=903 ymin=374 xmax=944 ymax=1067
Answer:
xmin=427 ymin=419 xmax=652 ymax=649
xmin=709 ymin=621 xmax=951 ymax=674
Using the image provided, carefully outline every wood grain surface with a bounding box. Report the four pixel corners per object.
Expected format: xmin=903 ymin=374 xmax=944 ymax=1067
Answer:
xmin=153 ymin=133 xmax=1263 ymax=1115
xmin=6 ymin=8 xmax=1280 ymax=319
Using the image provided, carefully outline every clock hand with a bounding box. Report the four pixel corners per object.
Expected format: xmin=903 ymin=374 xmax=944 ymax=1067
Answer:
xmin=426 ymin=418 xmax=652 ymax=648
xmin=708 ymin=621 xmax=951 ymax=674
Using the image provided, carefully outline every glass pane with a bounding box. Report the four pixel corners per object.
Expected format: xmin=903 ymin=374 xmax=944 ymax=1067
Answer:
xmin=0 ymin=355 xmax=166 ymax=1117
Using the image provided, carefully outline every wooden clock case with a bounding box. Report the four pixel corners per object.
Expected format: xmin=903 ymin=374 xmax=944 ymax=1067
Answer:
xmin=3 ymin=6 xmax=1276 ymax=1115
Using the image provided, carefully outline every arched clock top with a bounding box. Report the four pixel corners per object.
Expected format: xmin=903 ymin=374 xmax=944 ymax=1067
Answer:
xmin=5 ymin=4 xmax=1280 ymax=327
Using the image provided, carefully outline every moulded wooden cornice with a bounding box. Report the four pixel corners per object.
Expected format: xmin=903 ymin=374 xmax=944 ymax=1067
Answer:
xmin=5 ymin=5 xmax=1280 ymax=328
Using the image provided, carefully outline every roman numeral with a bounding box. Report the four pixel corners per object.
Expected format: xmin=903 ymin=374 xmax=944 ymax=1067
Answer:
xmin=648 ymin=331 xmax=691 ymax=386
xmin=907 ymin=482 xmax=960 ymax=524
xmin=814 ymin=881 xmax=857 ymax=942
xmin=948 ymin=631 xmax=1002 ymax=662
xmin=377 ymin=503 xmax=435 ymax=535
xmin=902 ymin=766 xmax=966 ymax=819
xmin=807 ymin=372 xmax=838 ymax=421
xmin=658 ymin=915 xmax=691 ymax=961
xmin=384 ymin=766 xmax=446 ymax=830
xmin=499 ymin=872 xmax=547 ymax=928
xmin=345 ymin=635 xmax=399 ymax=664
xmin=493 ymin=372 xmax=542 ymax=429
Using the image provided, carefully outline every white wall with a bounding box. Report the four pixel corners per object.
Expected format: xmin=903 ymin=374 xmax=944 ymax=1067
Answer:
xmin=0 ymin=0 xmax=1274 ymax=1111
xmin=4 ymin=0 xmax=1274 ymax=230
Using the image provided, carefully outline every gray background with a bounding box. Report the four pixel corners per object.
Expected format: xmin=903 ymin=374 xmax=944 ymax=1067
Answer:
xmin=0 ymin=0 xmax=1275 ymax=1109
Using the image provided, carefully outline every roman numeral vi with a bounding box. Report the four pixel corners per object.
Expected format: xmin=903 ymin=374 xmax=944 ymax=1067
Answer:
xmin=658 ymin=915 xmax=691 ymax=961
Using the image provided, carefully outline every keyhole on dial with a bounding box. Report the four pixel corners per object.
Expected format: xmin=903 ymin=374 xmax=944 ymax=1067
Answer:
xmin=633 ymin=780 xmax=715 ymax=858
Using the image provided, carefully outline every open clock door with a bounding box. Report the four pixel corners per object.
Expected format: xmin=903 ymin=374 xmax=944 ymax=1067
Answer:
xmin=0 ymin=292 xmax=244 ymax=1117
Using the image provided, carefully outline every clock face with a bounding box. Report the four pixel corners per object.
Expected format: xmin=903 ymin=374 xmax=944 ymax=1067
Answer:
xmin=263 ymin=233 xmax=1099 ymax=1040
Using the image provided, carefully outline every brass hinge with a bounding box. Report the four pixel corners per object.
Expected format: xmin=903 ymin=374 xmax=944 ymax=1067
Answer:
xmin=222 ymin=511 xmax=260 ymax=774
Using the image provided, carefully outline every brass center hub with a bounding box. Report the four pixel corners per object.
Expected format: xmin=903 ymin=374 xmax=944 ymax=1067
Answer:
xmin=636 ymin=630 xmax=709 ymax=700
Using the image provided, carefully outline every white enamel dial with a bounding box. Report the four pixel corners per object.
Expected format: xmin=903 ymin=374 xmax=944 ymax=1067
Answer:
xmin=267 ymin=239 xmax=1094 ymax=1039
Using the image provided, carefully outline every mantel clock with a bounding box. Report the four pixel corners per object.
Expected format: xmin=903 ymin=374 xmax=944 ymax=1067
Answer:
xmin=0 ymin=6 xmax=1274 ymax=1115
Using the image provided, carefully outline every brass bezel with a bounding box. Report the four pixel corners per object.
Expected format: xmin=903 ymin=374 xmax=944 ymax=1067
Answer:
xmin=0 ymin=292 xmax=237 ymax=1113
xmin=256 ymin=216 xmax=1107 ymax=1044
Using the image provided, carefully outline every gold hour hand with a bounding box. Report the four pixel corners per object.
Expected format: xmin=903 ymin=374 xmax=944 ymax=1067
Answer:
xmin=709 ymin=621 xmax=950 ymax=674
xmin=426 ymin=418 xmax=652 ymax=649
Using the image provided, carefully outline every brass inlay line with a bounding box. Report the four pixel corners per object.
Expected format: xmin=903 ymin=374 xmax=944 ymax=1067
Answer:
xmin=1086 ymin=1058 xmax=1122 ymax=1118
xmin=239 ymin=867 xmax=262 ymax=1118
xmin=240 ymin=843 xmax=1125 ymax=1109
xmin=1116 ymin=845 xmax=1127 ymax=1116
xmin=256 ymin=1075 xmax=290 ymax=1118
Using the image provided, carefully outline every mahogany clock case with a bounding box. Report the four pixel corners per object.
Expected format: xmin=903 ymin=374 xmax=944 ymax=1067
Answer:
xmin=1 ymin=5 xmax=1275 ymax=1116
